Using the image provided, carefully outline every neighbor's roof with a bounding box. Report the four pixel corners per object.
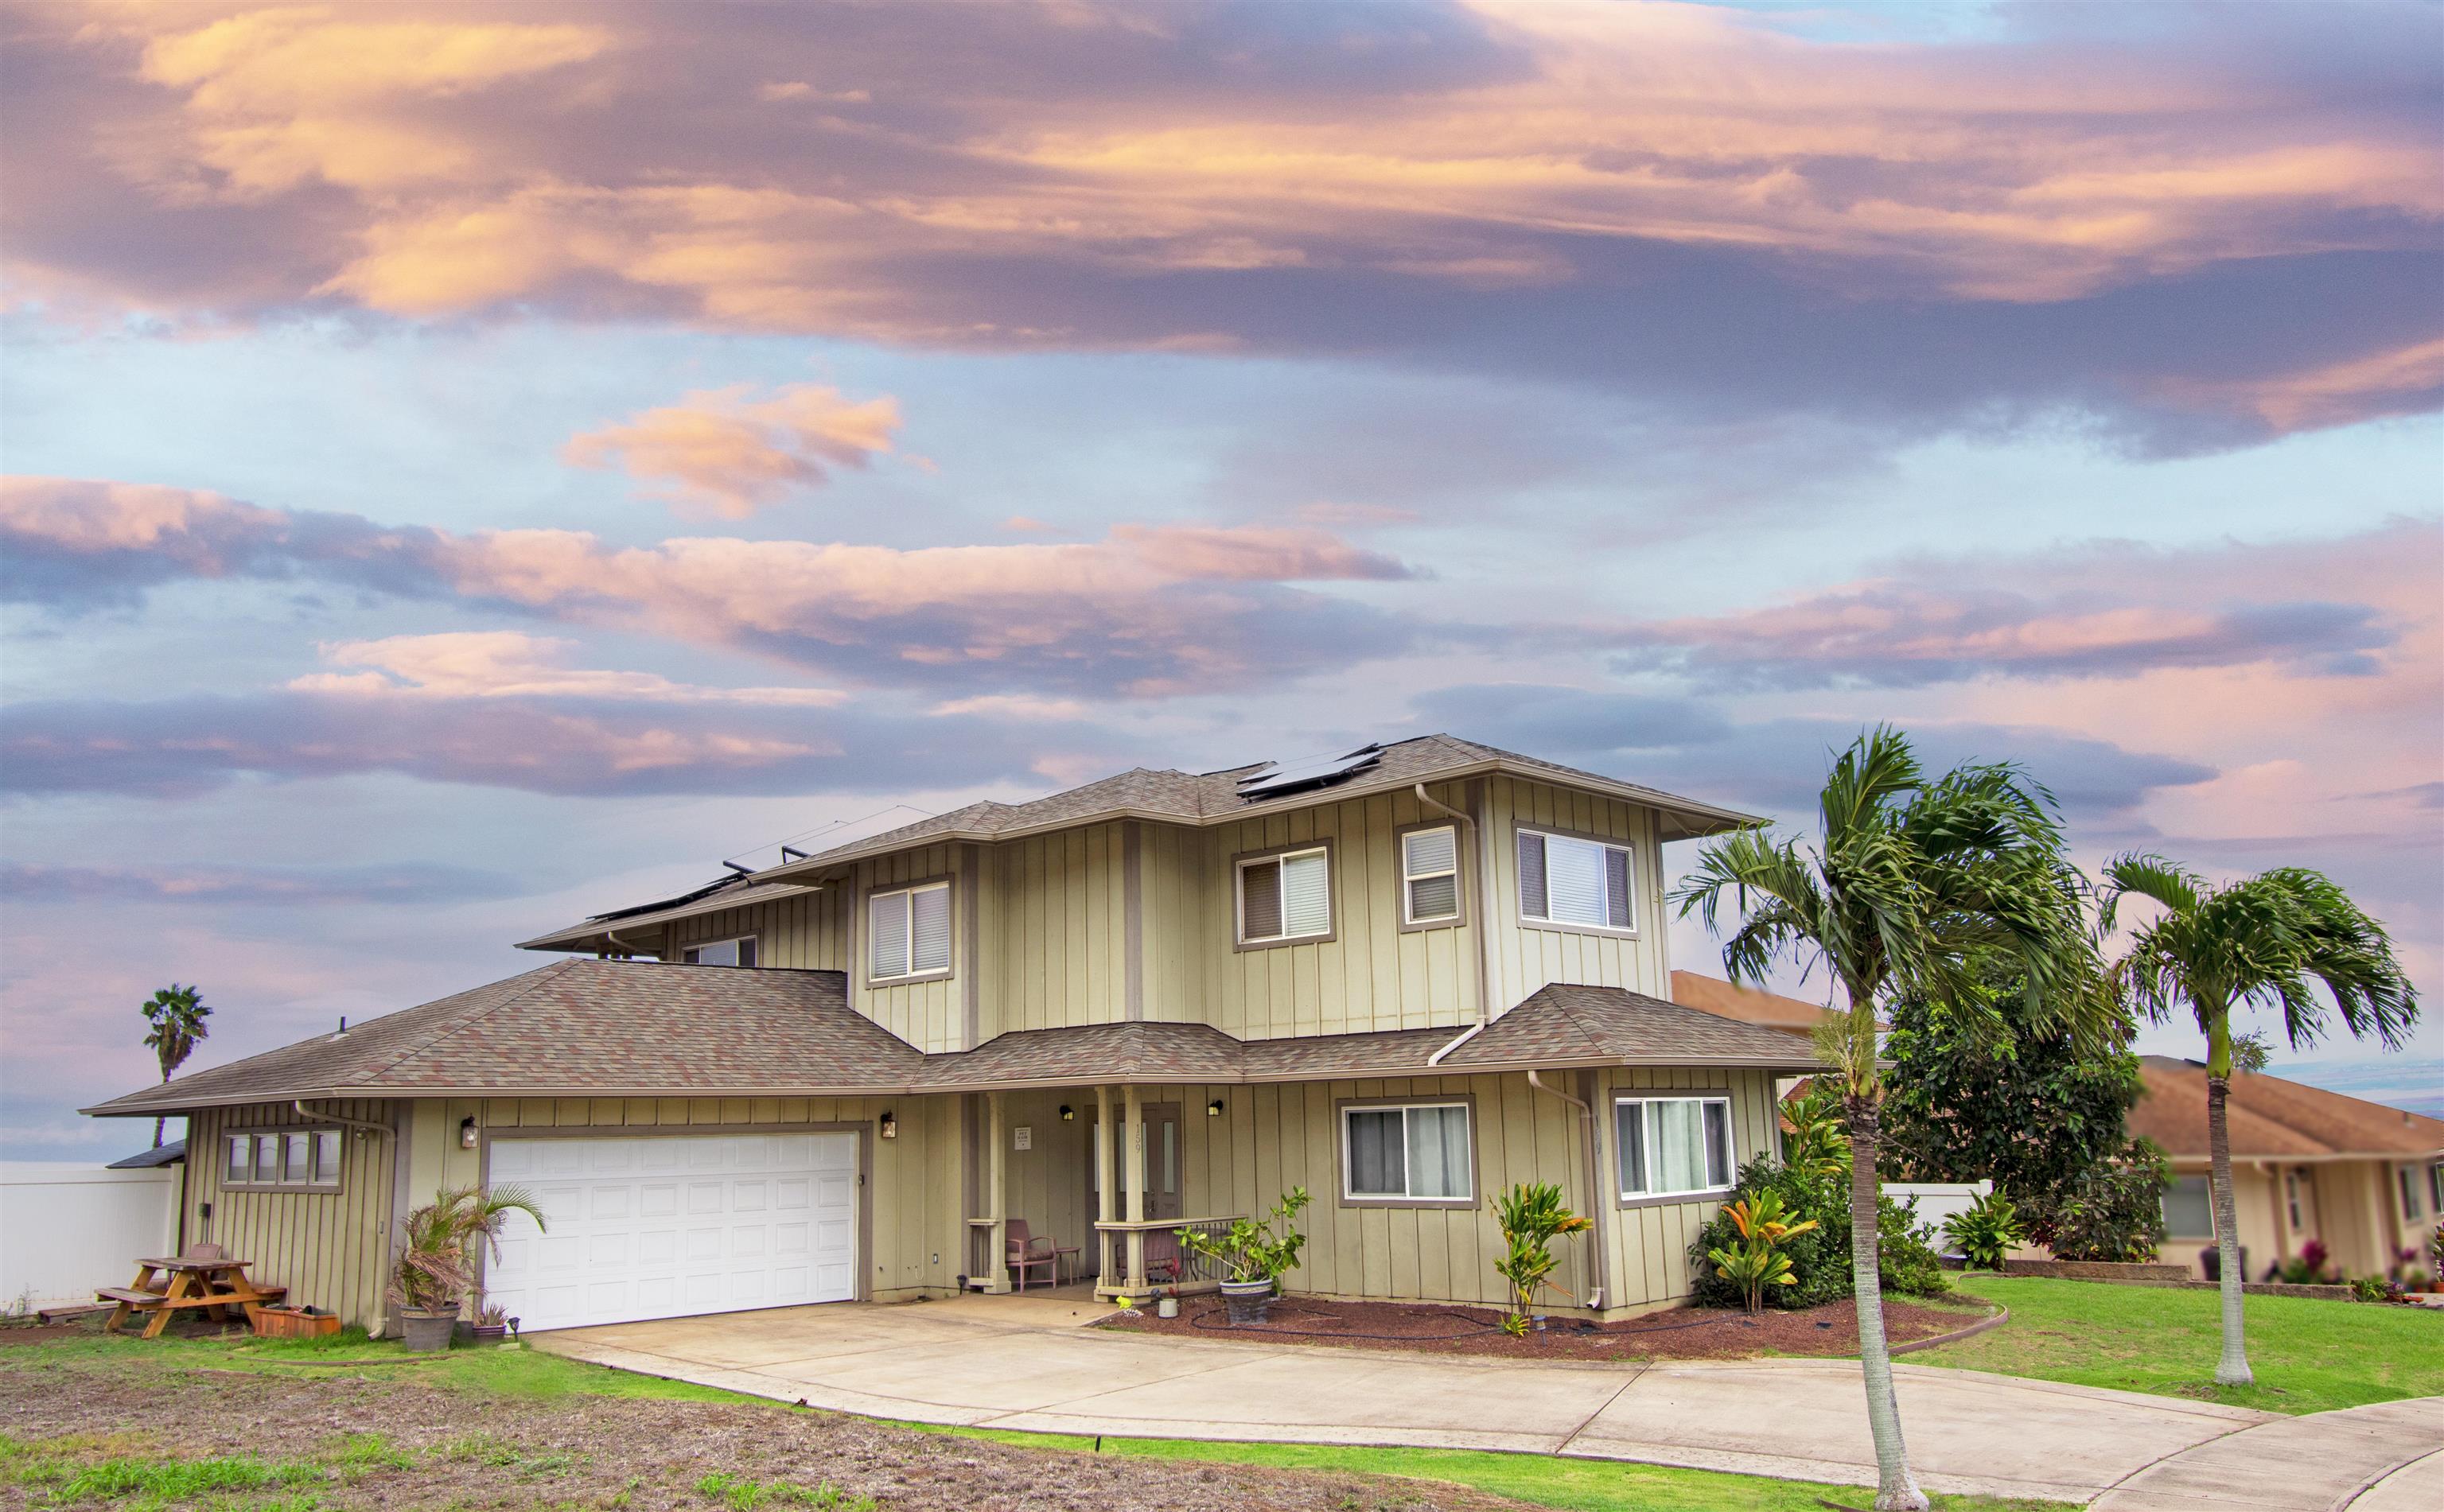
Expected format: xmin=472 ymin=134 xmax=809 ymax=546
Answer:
xmin=2131 ymin=1056 xmax=2444 ymax=1163
xmin=1669 ymin=970 xmax=1840 ymax=1032
xmin=105 ymin=1140 xmax=187 ymax=1168
xmin=85 ymin=966 xmax=1819 ymax=1115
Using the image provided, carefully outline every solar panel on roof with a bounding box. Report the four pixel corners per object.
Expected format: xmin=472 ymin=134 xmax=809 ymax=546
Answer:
xmin=1236 ymin=743 xmax=1384 ymax=801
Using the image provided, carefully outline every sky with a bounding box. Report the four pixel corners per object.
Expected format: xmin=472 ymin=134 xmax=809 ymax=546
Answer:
xmin=3 ymin=0 xmax=2439 ymax=1162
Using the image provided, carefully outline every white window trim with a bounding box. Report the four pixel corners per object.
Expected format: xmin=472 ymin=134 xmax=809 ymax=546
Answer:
xmin=1613 ymin=1094 xmax=1734 ymax=1202
xmin=1399 ymin=822 xmax=1462 ymax=927
xmin=1516 ymin=824 xmax=1639 ymax=937
xmin=1339 ymin=1098 xmax=1477 ymax=1207
xmin=680 ymin=935 xmax=757 ymax=967
xmin=222 ymin=1127 xmax=344 ymax=1192
xmin=868 ymin=879 xmax=953 ymax=984
xmin=1236 ymin=844 xmax=1333 ymax=947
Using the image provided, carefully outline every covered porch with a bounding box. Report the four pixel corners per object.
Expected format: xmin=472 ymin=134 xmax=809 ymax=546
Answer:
xmin=963 ymin=1083 xmax=1242 ymax=1302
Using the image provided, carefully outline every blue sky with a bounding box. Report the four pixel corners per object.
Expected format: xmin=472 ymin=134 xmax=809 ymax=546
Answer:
xmin=2 ymin=0 xmax=2438 ymax=1160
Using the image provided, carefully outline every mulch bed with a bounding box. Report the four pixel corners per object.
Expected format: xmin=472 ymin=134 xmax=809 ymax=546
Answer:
xmin=1100 ymin=1294 xmax=1992 ymax=1361
xmin=0 ymin=1335 xmax=1535 ymax=1512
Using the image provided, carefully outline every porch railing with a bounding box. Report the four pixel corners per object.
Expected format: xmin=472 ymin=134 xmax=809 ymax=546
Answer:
xmin=1093 ymin=1214 xmax=1243 ymax=1300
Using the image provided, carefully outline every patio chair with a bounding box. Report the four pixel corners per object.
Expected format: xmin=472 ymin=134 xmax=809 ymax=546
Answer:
xmin=1142 ymin=1228 xmax=1183 ymax=1286
xmin=1004 ymin=1220 xmax=1071 ymax=1291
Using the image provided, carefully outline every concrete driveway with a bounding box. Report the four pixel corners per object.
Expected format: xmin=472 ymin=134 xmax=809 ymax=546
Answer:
xmin=531 ymin=1295 xmax=2316 ymax=1504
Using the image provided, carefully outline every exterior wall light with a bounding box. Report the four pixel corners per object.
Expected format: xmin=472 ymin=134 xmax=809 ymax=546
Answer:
xmin=878 ymin=1111 xmax=897 ymax=1140
xmin=1207 ymin=1099 xmax=1225 ymax=1117
xmin=458 ymin=1117 xmax=478 ymax=1150
xmin=1058 ymin=1105 xmax=1075 ymax=1121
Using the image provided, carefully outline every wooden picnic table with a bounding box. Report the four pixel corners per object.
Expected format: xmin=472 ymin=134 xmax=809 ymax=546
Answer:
xmin=98 ymin=1255 xmax=284 ymax=1339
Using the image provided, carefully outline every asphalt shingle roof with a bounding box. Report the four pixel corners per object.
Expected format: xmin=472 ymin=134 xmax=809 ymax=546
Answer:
xmin=84 ymin=966 xmax=1819 ymax=1115
xmin=2130 ymin=1056 xmax=2444 ymax=1161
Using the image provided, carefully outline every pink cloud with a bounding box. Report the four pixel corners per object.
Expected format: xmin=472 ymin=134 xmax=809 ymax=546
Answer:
xmin=289 ymin=632 xmax=845 ymax=705
xmin=562 ymin=383 xmax=903 ymax=518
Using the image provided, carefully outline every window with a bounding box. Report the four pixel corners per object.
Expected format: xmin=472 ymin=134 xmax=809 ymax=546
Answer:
xmin=1341 ymin=1102 xmax=1473 ymax=1203
xmin=1400 ymin=825 xmax=1461 ymax=925
xmin=1238 ymin=845 xmax=1331 ymax=946
xmin=2431 ymin=1163 xmax=2443 ymax=1216
xmin=869 ymin=880 xmax=952 ymax=981
xmin=1616 ymin=1096 xmax=1732 ymax=1199
xmin=2400 ymin=1166 xmax=2423 ymax=1222
xmin=1516 ymin=827 xmax=1633 ymax=933
xmin=2162 ymin=1176 xmax=2215 ymax=1237
xmin=2285 ymin=1170 xmax=2303 ymax=1228
xmin=223 ymin=1129 xmax=342 ymax=1191
xmin=681 ymin=936 xmax=757 ymax=968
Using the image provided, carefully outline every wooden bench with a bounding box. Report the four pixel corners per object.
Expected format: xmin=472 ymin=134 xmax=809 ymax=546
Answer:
xmin=99 ymin=1257 xmax=285 ymax=1339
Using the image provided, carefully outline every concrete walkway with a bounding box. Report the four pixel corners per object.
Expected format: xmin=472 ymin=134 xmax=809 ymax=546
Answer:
xmin=2091 ymin=1397 xmax=2444 ymax=1511
xmin=535 ymin=1298 xmax=2288 ymax=1503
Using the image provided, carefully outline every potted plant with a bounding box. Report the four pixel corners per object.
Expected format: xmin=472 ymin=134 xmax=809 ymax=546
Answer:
xmin=1177 ymin=1187 xmax=1310 ymax=1324
xmin=391 ymin=1184 xmax=546 ymax=1352
xmin=467 ymin=1298 xmax=512 ymax=1344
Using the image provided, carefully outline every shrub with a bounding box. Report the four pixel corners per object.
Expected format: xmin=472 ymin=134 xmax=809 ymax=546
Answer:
xmin=1942 ymin=1187 xmax=2025 ymax=1272
xmin=2277 ymin=1238 xmax=2334 ymax=1285
xmin=1491 ymin=1183 xmax=1593 ymax=1335
xmin=1706 ymin=1190 xmax=1819 ymax=1312
xmin=1878 ymin=1202 xmax=1951 ymax=1297
xmin=1687 ymin=1154 xmax=1948 ymax=1308
xmin=2037 ymin=1140 xmax=2168 ymax=1262
xmin=1176 ymin=1187 xmax=1310 ymax=1290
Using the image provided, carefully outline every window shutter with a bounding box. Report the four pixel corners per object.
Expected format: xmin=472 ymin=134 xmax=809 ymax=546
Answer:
xmin=910 ymin=885 xmax=952 ymax=974
xmin=1605 ymin=845 xmax=1633 ymax=929
xmin=1516 ymin=830 xmax=1547 ymax=918
xmin=1546 ymin=834 xmax=1604 ymax=924
xmin=870 ymin=892 xmax=909 ymax=978
xmin=1280 ymin=851 xmax=1330 ymax=937
xmin=1240 ymin=859 xmax=1282 ymax=940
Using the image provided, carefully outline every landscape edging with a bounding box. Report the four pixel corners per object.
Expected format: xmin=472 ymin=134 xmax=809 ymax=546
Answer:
xmin=1888 ymin=1304 xmax=2007 ymax=1355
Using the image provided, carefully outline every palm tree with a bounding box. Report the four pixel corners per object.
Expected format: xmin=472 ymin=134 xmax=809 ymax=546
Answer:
xmin=2102 ymin=857 xmax=2416 ymax=1387
xmin=138 ymin=983 xmax=212 ymax=1149
xmin=1675 ymin=728 xmax=2111 ymax=1512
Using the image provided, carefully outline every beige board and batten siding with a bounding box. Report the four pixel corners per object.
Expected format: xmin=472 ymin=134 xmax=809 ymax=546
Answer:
xmin=1595 ymin=1066 xmax=1778 ymax=1309
xmin=664 ymin=884 xmax=851 ymax=971
xmin=1196 ymin=782 xmax=1481 ymax=1040
xmin=848 ymin=843 xmax=963 ymax=1052
xmin=183 ymin=1101 xmax=397 ymax=1332
xmin=405 ymin=1094 xmax=964 ymax=1305
xmin=986 ymin=822 xmax=1130 ymax=1038
xmin=1485 ymin=775 xmax=1672 ymax=1009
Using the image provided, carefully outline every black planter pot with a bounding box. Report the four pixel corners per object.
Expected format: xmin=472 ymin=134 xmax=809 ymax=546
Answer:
xmin=1219 ymin=1278 xmax=1275 ymax=1325
xmin=400 ymin=1308 xmax=457 ymax=1353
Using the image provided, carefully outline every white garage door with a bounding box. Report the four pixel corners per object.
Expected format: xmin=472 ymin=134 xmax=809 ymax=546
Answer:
xmin=484 ymin=1132 xmax=858 ymax=1331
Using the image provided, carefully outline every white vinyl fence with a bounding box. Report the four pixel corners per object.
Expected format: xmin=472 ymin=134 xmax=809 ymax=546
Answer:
xmin=0 ymin=1161 xmax=181 ymax=1311
xmin=1883 ymin=1180 xmax=1991 ymax=1257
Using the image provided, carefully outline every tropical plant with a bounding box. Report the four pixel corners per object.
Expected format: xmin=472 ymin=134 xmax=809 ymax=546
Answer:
xmin=138 ymin=983 xmax=212 ymax=1149
xmin=1881 ymin=967 xmax=2145 ymax=1248
xmin=2044 ymin=1141 xmax=2168 ymax=1262
xmin=1707 ymin=1190 xmax=1821 ymax=1312
xmin=390 ymin=1184 xmax=547 ymax=1315
xmin=1674 ymin=726 xmax=2115 ymax=1511
xmin=1176 ymin=1187 xmax=1310 ymax=1290
xmin=1779 ymin=1080 xmax=1849 ymax=1179
xmin=2277 ymin=1238 xmax=2333 ymax=1286
xmin=1689 ymin=1154 xmax=1947 ymax=1310
xmin=1941 ymin=1188 xmax=2023 ymax=1272
xmin=1491 ymin=1182 xmax=1594 ymax=1335
xmin=2103 ymin=856 xmax=2418 ymax=1387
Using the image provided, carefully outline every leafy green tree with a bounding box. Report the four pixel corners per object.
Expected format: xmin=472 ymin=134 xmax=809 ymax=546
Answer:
xmin=2103 ymin=857 xmax=2417 ymax=1387
xmin=1881 ymin=974 xmax=2145 ymax=1246
xmin=138 ymin=983 xmax=212 ymax=1149
xmin=1675 ymin=728 xmax=2113 ymax=1511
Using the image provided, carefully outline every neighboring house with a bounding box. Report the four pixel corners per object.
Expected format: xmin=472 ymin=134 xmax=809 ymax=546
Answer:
xmin=2133 ymin=1056 xmax=2444 ymax=1282
xmin=85 ymin=735 xmax=1819 ymax=1335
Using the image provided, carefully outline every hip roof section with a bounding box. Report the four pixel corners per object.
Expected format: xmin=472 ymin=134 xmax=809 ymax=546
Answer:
xmin=2131 ymin=1055 xmax=2444 ymax=1161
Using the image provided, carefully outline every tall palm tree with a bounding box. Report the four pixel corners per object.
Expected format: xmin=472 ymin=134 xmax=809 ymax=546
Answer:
xmin=1675 ymin=728 xmax=2111 ymax=1512
xmin=2102 ymin=857 xmax=2416 ymax=1387
xmin=138 ymin=983 xmax=212 ymax=1149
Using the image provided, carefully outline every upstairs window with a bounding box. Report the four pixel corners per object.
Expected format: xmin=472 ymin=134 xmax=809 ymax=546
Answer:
xmin=1237 ymin=845 xmax=1331 ymax=946
xmin=1516 ymin=826 xmax=1634 ymax=933
xmin=681 ymin=936 xmax=757 ymax=968
xmin=224 ymin=1129 xmax=343 ymax=1191
xmin=1615 ymin=1096 xmax=1731 ymax=1199
xmin=1400 ymin=824 xmax=1461 ymax=925
xmin=870 ymin=880 xmax=952 ymax=982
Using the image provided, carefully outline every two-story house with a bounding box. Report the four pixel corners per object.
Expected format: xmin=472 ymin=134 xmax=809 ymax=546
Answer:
xmin=86 ymin=735 xmax=1819 ymax=1335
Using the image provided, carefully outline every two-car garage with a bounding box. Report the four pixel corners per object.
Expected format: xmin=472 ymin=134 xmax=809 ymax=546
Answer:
xmin=483 ymin=1132 xmax=860 ymax=1332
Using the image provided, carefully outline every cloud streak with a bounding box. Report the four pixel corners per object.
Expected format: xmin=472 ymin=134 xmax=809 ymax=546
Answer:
xmin=563 ymin=383 xmax=903 ymax=517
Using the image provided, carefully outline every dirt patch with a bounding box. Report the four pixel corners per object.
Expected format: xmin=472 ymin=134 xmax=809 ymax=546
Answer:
xmin=0 ymin=1339 xmax=1535 ymax=1512
xmin=1100 ymin=1295 xmax=1991 ymax=1362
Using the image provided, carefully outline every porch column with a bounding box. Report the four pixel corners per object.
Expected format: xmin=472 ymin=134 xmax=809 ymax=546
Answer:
xmin=985 ymin=1090 xmax=1010 ymax=1293
xmin=1094 ymin=1084 xmax=1116 ymax=1285
xmin=1123 ymin=1082 xmax=1147 ymax=1292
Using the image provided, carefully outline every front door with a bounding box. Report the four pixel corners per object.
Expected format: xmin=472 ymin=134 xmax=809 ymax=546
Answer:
xmin=1088 ymin=1103 xmax=1180 ymax=1277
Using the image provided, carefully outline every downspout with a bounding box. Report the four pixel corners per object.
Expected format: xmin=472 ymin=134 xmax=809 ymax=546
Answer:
xmin=1419 ymin=782 xmax=1496 ymax=1067
xmin=1528 ymin=1069 xmax=1609 ymax=1311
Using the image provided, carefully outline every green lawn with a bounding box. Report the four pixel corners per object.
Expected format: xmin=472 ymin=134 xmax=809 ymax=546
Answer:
xmin=919 ymin=1426 xmax=2068 ymax=1512
xmin=1917 ymin=1275 xmax=2443 ymax=1414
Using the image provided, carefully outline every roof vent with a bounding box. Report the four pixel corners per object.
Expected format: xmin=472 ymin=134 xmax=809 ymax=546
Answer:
xmin=329 ymin=1015 xmax=348 ymax=1042
xmin=1236 ymin=743 xmax=1384 ymax=803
